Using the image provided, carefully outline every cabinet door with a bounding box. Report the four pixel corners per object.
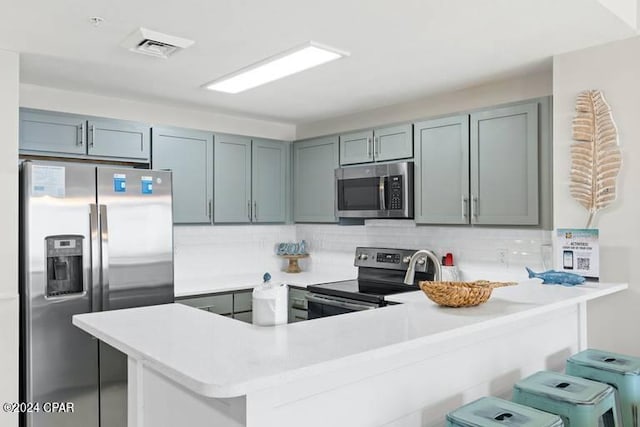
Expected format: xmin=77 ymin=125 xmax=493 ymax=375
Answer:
xmin=87 ymin=118 xmax=150 ymax=162
xmin=252 ymin=139 xmax=288 ymax=223
xmin=294 ymin=136 xmax=339 ymax=223
xmin=339 ymin=130 xmax=374 ymax=165
xmin=414 ymin=116 xmax=470 ymax=224
xmin=214 ymin=134 xmax=252 ymax=223
xmin=152 ymin=127 xmax=213 ymax=224
xmin=470 ymin=103 xmax=539 ymax=225
xmin=19 ymin=109 xmax=86 ymax=156
xmin=374 ymin=124 xmax=413 ymax=162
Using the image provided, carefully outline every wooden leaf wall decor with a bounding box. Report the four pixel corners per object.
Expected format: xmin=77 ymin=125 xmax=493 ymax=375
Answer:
xmin=571 ymin=90 xmax=622 ymax=228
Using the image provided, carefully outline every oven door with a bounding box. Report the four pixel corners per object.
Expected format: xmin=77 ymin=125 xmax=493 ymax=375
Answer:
xmin=306 ymin=293 xmax=379 ymax=319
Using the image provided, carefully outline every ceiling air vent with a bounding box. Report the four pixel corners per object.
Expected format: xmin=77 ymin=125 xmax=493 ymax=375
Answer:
xmin=121 ymin=28 xmax=194 ymax=59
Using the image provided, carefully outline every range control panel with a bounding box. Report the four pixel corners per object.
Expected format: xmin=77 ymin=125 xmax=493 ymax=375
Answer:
xmin=354 ymin=247 xmax=431 ymax=272
xmin=388 ymin=176 xmax=403 ymax=210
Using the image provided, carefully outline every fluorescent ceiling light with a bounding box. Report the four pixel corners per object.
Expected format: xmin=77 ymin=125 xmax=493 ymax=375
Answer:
xmin=205 ymin=42 xmax=349 ymax=94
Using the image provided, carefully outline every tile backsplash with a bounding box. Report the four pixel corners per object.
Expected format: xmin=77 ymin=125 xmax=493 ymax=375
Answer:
xmin=174 ymin=221 xmax=552 ymax=286
xmin=297 ymin=221 xmax=552 ymax=276
xmin=174 ymin=225 xmax=296 ymax=284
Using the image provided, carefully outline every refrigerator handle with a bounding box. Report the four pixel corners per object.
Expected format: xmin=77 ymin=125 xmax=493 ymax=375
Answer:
xmin=99 ymin=204 xmax=110 ymax=311
xmin=89 ymin=203 xmax=101 ymax=312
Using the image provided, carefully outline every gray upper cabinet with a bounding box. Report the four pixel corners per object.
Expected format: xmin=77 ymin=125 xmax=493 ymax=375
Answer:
xmin=19 ymin=108 xmax=151 ymax=163
xmin=294 ymin=136 xmax=339 ymax=223
xmin=374 ymin=124 xmax=413 ymax=162
xmin=214 ymin=134 xmax=252 ymax=223
xmin=339 ymin=130 xmax=374 ymax=165
xmin=252 ymin=139 xmax=288 ymax=223
xmin=470 ymin=102 xmax=539 ymax=225
xmin=152 ymin=127 xmax=213 ymax=224
xmin=339 ymin=125 xmax=412 ymax=165
xmin=87 ymin=118 xmax=150 ymax=162
xmin=19 ymin=109 xmax=87 ymax=156
xmin=414 ymin=116 xmax=470 ymax=224
xmin=214 ymin=135 xmax=289 ymax=224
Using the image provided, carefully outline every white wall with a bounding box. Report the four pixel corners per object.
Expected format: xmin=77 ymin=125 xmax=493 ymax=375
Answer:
xmin=296 ymin=70 xmax=552 ymax=139
xmin=20 ymin=83 xmax=296 ymax=141
xmin=553 ymin=36 xmax=640 ymax=354
xmin=0 ymin=48 xmax=19 ymax=427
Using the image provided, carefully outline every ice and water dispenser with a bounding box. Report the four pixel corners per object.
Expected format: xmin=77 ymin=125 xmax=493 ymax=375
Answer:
xmin=45 ymin=235 xmax=84 ymax=297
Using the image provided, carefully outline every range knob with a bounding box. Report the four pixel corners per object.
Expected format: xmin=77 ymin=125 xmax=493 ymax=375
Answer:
xmin=417 ymin=257 xmax=426 ymax=265
xmin=358 ymin=253 xmax=369 ymax=261
xmin=402 ymin=256 xmax=411 ymax=264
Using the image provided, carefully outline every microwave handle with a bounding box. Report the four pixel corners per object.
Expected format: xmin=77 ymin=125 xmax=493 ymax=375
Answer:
xmin=379 ymin=176 xmax=386 ymax=210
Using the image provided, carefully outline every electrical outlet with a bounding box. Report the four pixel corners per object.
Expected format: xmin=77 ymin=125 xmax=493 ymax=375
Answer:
xmin=497 ymin=248 xmax=508 ymax=265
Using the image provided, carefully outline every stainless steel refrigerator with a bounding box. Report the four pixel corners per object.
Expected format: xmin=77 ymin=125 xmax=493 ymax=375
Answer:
xmin=19 ymin=160 xmax=174 ymax=427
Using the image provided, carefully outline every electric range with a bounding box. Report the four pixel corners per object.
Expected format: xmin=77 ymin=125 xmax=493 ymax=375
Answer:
xmin=306 ymin=247 xmax=436 ymax=319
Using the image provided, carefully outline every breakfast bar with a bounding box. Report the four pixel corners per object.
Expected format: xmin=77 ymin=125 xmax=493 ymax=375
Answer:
xmin=73 ymin=281 xmax=626 ymax=427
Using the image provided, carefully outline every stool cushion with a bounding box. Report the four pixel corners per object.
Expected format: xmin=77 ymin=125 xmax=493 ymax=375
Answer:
xmin=513 ymin=371 xmax=614 ymax=405
xmin=568 ymin=349 xmax=640 ymax=376
xmin=446 ymin=396 xmax=563 ymax=427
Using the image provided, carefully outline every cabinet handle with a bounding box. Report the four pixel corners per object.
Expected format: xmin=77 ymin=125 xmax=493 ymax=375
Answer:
xmin=254 ymin=201 xmax=257 ymax=222
xmin=472 ymin=196 xmax=479 ymax=219
xmin=367 ymin=137 xmax=372 ymax=158
xmin=462 ymin=196 xmax=468 ymax=218
xmin=208 ymin=199 xmax=212 ymax=220
xmin=374 ymin=136 xmax=379 ymax=157
xmin=247 ymin=201 xmax=252 ymax=222
xmin=89 ymin=125 xmax=96 ymax=148
xmin=78 ymin=123 xmax=85 ymax=146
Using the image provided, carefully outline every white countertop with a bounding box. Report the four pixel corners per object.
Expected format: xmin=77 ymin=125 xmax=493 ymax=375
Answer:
xmin=175 ymin=270 xmax=356 ymax=297
xmin=73 ymin=281 xmax=626 ymax=399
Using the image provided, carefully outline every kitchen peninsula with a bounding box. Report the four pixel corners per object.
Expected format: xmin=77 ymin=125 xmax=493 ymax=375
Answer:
xmin=73 ymin=281 xmax=626 ymax=427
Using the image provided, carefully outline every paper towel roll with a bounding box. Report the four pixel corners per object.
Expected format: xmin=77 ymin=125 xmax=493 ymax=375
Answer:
xmin=252 ymin=283 xmax=288 ymax=326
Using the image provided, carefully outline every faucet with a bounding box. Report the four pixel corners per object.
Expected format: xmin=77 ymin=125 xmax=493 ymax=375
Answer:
xmin=403 ymin=250 xmax=442 ymax=285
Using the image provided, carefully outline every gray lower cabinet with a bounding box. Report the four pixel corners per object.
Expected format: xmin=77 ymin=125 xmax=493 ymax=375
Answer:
xmin=294 ymin=136 xmax=339 ymax=223
xmin=214 ymin=134 xmax=288 ymax=223
xmin=470 ymin=102 xmax=539 ymax=225
xmin=177 ymin=286 xmax=309 ymax=324
xmin=152 ymin=127 xmax=213 ymax=224
xmin=414 ymin=116 xmax=470 ymax=224
xmin=339 ymin=124 xmax=412 ymax=165
xmin=177 ymin=293 xmax=233 ymax=315
xmin=19 ymin=108 xmax=151 ymax=163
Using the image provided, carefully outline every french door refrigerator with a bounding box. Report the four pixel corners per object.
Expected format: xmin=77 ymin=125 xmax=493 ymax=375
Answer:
xmin=20 ymin=160 xmax=174 ymax=427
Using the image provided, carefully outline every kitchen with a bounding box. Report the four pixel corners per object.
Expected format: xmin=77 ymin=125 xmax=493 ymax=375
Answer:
xmin=2 ymin=1 xmax=640 ymax=426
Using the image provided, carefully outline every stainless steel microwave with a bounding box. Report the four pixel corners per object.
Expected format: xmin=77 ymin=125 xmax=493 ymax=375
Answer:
xmin=335 ymin=161 xmax=414 ymax=219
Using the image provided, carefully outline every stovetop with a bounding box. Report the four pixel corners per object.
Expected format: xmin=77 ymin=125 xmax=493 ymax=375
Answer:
xmin=307 ymin=247 xmax=436 ymax=305
xmin=308 ymin=279 xmax=420 ymax=305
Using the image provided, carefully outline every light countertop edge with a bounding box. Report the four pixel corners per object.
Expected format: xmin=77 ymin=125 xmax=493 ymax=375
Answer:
xmin=72 ymin=282 xmax=628 ymax=399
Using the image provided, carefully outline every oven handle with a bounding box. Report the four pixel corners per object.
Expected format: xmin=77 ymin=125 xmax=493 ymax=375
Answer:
xmin=379 ymin=176 xmax=386 ymax=211
xmin=307 ymin=293 xmax=378 ymax=311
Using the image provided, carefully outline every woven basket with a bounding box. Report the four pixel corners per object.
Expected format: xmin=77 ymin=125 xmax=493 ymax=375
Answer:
xmin=419 ymin=280 xmax=517 ymax=307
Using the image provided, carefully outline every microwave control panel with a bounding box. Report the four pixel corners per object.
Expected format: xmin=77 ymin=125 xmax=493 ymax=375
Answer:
xmin=389 ymin=175 xmax=403 ymax=210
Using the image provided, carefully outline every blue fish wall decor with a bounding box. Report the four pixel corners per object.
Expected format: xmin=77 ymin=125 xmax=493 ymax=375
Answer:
xmin=526 ymin=267 xmax=586 ymax=286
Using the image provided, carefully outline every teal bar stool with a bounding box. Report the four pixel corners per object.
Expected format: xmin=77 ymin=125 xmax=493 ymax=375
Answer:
xmin=446 ymin=396 xmax=564 ymax=426
xmin=512 ymin=371 xmax=620 ymax=426
xmin=566 ymin=349 xmax=640 ymax=427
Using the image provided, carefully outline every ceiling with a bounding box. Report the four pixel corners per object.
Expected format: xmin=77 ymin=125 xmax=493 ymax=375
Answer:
xmin=0 ymin=0 xmax=636 ymax=124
